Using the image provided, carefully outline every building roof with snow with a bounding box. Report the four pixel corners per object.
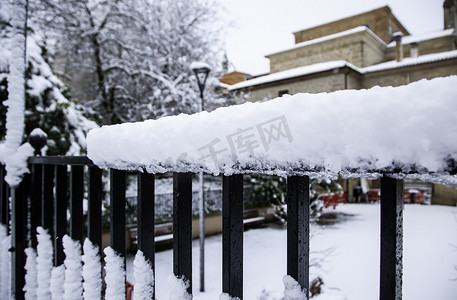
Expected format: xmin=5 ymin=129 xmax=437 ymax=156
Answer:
xmin=220 ymin=2 xmax=457 ymax=206
xmin=226 ymin=3 xmax=457 ymax=104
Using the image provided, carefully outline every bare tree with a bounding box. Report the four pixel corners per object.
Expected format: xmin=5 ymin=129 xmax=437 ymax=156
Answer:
xmin=29 ymin=0 xmax=229 ymax=124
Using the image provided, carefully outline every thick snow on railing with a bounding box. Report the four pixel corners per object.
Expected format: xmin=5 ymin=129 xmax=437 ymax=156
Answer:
xmin=87 ymin=76 xmax=457 ymax=184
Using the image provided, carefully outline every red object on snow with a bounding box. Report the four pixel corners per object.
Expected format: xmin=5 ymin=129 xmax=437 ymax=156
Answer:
xmin=367 ymin=189 xmax=381 ymax=202
xmin=126 ymin=281 xmax=134 ymax=300
xmin=317 ymin=191 xmax=346 ymax=209
xmin=366 ymin=188 xmax=425 ymax=204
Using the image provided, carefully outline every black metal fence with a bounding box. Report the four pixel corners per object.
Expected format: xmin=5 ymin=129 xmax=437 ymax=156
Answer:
xmin=0 ymin=153 xmax=450 ymax=299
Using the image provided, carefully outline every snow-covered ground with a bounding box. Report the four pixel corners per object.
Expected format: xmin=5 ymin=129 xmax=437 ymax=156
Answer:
xmin=127 ymin=203 xmax=457 ymax=299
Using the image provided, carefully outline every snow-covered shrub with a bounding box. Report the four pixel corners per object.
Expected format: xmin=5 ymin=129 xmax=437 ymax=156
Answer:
xmin=167 ymin=274 xmax=192 ymax=300
xmin=24 ymin=248 xmax=38 ymax=299
xmin=133 ymin=250 xmax=154 ymax=300
xmin=0 ymin=17 xmax=98 ymax=156
xmin=249 ymin=175 xmax=343 ymax=224
xmin=62 ymin=235 xmax=83 ymax=299
xmin=82 ymin=239 xmax=102 ymax=300
xmin=104 ymin=247 xmax=126 ymax=300
xmin=257 ymin=289 xmax=283 ymax=300
xmin=220 ymin=293 xmax=241 ymax=300
xmin=283 ymin=275 xmax=307 ymax=300
xmin=36 ymin=227 xmax=53 ymax=299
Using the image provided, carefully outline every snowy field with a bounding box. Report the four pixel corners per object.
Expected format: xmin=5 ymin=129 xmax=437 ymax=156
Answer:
xmin=127 ymin=204 xmax=457 ymax=299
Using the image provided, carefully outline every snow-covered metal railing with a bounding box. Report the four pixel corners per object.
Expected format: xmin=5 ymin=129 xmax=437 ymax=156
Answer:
xmin=0 ymin=154 xmax=158 ymax=299
xmin=85 ymin=76 xmax=457 ymax=300
xmin=1 ymin=76 xmax=456 ymax=299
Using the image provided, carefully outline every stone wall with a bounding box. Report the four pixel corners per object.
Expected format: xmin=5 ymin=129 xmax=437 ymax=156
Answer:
xmin=361 ymin=58 xmax=457 ymax=88
xmin=433 ymin=184 xmax=457 ymax=206
xmin=239 ymin=72 xmax=345 ymax=102
xmin=268 ymin=30 xmax=386 ymax=73
xmin=293 ymin=6 xmax=408 ymax=44
xmin=384 ymin=36 xmax=456 ymax=61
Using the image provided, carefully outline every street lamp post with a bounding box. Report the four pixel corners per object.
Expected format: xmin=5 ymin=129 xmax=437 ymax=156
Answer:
xmin=191 ymin=62 xmax=211 ymax=293
xmin=191 ymin=62 xmax=211 ymax=111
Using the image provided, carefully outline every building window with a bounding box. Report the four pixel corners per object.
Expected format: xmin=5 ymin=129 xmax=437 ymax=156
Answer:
xmin=278 ymin=90 xmax=289 ymax=97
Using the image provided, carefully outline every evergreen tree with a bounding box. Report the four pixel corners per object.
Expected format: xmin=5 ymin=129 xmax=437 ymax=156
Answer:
xmin=249 ymin=175 xmax=343 ymax=222
xmin=0 ymin=7 xmax=98 ymax=155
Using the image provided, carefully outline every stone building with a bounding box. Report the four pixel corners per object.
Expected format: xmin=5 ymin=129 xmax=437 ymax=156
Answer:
xmin=225 ymin=3 xmax=457 ymax=205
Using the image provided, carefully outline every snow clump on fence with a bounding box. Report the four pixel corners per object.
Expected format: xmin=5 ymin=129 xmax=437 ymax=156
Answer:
xmin=133 ymin=250 xmax=154 ymax=300
xmin=82 ymin=239 xmax=102 ymax=300
xmin=104 ymin=247 xmax=126 ymax=300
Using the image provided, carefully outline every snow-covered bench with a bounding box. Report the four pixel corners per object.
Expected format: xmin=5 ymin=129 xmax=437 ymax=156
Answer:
xmin=128 ymin=209 xmax=266 ymax=250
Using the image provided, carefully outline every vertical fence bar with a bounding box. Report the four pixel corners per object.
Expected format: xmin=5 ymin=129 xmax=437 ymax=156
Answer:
xmin=0 ymin=165 xmax=9 ymax=226
xmin=137 ymin=172 xmax=155 ymax=265
xmin=70 ymin=166 xmax=84 ymax=244
xmin=287 ymin=175 xmax=310 ymax=298
xmin=110 ymin=169 xmax=126 ymax=258
xmin=199 ymin=171 xmax=205 ymax=293
xmin=222 ymin=174 xmax=244 ymax=299
xmin=55 ymin=165 xmax=68 ymax=266
xmin=380 ymin=176 xmax=404 ymax=300
xmin=11 ymin=174 xmax=29 ymax=300
xmin=88 ymin=166 xmax=103 ymax=253
xmin=173 ymin=172 xmax=193 ymax=295
xmin=30 ymin=164 xmax=42 ymax=248
xmin=110 ymin=169 xmax=126 ymax=298
xmin=42 ymin=165 xmax=54 ymax=238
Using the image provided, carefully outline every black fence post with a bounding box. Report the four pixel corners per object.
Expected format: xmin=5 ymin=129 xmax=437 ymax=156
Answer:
xmin=110 ymin=169 xmax=126 ymax=258
xmin=30 ymin=164 xmax=42 ymax=248
xmin=42 ymin=165 xmax=54 ymax=239
xmin=70 ymin=166 xmax=84 ymax=244
xmin=287 ymin=175 xmax=310 ymax=298
xmin=222 ymin=174 xmax=244 ymax=299
xmin=173 ymin=172 xmax=193 ymax=295
xmin=0 ymin=165 xmax=9 ymax=227
xmin=54 ymin=165 xmax=68 ymax=266
xmin=11 ymin=174 xmax=29 ymax=300
xmin=137 ymin=172 xmax=155 ymax=269
xmin=380 ymin=176 xmax=404 ymax=300
xmin=88 ymin=166 xmax=103 ymax=253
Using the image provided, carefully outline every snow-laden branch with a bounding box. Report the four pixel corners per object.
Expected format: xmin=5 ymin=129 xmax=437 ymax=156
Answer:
xmin=30 ymin=0 xmax=226 ymax=124
xmin=98 ymin=37 xmax=153 ymax=56
xmin=103 ymin=64 xmax=181 ymax=96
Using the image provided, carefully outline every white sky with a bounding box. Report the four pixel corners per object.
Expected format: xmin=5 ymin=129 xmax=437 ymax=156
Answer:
xmin=220 ymin=0 xmax=444 ymax=75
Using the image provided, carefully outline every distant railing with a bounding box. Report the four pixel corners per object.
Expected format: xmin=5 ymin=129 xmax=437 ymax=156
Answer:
xmin=127 ymin=186 xmax=254 ymax=223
